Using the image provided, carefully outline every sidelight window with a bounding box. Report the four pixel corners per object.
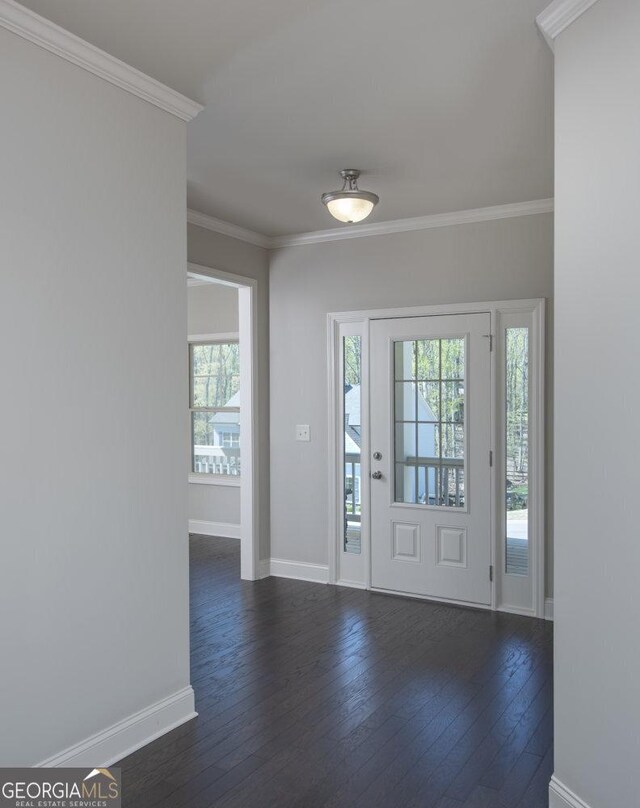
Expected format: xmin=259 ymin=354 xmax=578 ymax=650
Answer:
xmin=505 ymin=327 xmax=529 ymax=574
xmin=343 ymin=335 xmax=362 ymax=553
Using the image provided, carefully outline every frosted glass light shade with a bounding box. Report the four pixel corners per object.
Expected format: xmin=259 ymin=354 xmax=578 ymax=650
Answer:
xmin=326 ymin=196 xmax=376 ymax=223
xmin=321 ymin=170 xmax=379 ymax=224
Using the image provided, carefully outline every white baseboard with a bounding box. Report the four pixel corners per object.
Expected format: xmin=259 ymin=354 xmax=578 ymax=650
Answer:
xmin=497 ymin=599 xmax=553 ymax=620
xmin=549 ymin=775 xmax=592 ymax=808
xmin=269 ymin=558 xmax=329 ymax=583
xmin=337 ymin=579 xmax=367 ymax=590
xmin=497 ymin=604 xmax=537 ymax=618
xmin=263 ymin=565 xmax=555 ymax=623
xmin=37 ymin=686 xmax=196 ymax=768
xmin=189 ymin=519 xmax=240 ymax=539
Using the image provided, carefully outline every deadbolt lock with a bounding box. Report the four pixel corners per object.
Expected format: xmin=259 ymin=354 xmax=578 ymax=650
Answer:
xmin=373 ymin=451 xmax=382 ymax=461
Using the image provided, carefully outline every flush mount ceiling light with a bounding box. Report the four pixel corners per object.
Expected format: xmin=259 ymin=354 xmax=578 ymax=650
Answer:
xmin=321 ymin=169 xmax=379 ymax=223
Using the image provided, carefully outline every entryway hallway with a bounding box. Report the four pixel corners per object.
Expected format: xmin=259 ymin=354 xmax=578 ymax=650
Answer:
xmin=118 ymin=536 xmax=553 ymax=808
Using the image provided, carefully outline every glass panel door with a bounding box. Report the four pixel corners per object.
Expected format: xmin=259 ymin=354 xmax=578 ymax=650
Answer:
xmin=370 ymin=312 xmax=491 ymax=605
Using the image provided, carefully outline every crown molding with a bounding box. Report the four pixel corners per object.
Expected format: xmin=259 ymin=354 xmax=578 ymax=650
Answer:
xmin=536 ymin=0 xmax=601 ymax=51
xmin=269 ymin=198 xmax=554 ymax=248
xmin=187 ymin=198 xmax=554 ymax=250
xmin=0 ymin=0 xmax=203 ymax=121
xmin=187 ymin=209 xmax=272 ymax=249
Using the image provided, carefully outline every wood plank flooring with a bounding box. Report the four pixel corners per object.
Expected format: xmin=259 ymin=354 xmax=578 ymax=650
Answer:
xmin=118 ymin=535 xmax=553 ymax=807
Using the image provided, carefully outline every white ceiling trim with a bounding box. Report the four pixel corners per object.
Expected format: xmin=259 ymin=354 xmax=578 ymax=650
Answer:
xmin=536 ymin=0 xmax=601 ymax=51
xmin=0 ymin=0 xmax=203 ymax=121
xmin=188 ymin=198 xmax=554 ymax=250
xmin=187 ymin=209 xmax=272 ymax=249
xmin=269 ymin=198 xmax=554 ymax=248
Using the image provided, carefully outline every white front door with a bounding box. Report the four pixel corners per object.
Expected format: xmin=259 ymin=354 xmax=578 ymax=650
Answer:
xmin=370 ymin=313 xmax=492 ymax=606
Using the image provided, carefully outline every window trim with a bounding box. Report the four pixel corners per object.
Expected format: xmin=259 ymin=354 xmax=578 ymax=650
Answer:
xmin=188 ymin=333 xmax=240 ymax=483
xmin=188 ymin=473 xmax=241 ymax=487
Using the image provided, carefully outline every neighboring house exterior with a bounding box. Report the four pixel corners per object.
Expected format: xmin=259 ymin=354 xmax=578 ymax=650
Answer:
xmin=193 ymin=391 xmax=241 ymax=475
xmin=194 ymin=381 xmax=440 ymax=488
xmin=344 ymin=383 xmax=438 ymax=513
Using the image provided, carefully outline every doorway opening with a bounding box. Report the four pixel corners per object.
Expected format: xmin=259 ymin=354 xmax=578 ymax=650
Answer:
xmin=187 ymin=263 xmax=260 ymax=580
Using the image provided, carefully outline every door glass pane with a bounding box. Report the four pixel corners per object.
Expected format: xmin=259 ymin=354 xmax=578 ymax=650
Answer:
xmin=395 ymin=463 xmax=418 ymax=504
xmin=441 ymin=466 xmax=465 ymax=508
xmin=417 ymin=381 xmax=440 ymax=420
xmin=439 ymin=423 xmax=464 ymax=459
xmin=394 ymin=341 xmax=416 ymax=380
xmin=416 ymin=339 xmax=440 ymax=379
xmin=395 ymin=423 xmax=416 ymax=462
xmin=441 ymin=338 xmax=465 ymax=380
xmin=417 ymin=422 xmax=437 ymax=459
xmin=441 ymin=381 xmax=464 ymax=423
xmin=343 ymin=335 xmax=361 ymax=554
xmin=505 ymin=327 xmax=529 ymax=574
xmin=394 ymin=337 xmax=466 ymax=507
xmin=395 ymin=382 xmax=417 ymax=421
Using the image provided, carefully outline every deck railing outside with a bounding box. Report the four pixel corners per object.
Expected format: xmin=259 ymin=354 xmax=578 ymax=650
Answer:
xmin=401 ymin=456 xmax=464 ymax=507
xmin=345 ymin=453 xmax=465 ymax=509
xmin=193 ymin=445 xmax=240 ymax=475
xmin=345 ymin=452 xmax=361 ymax=522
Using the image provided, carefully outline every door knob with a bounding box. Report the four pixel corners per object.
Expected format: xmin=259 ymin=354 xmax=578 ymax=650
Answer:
xmin=371 ymin=471 xmax=383 ymax=480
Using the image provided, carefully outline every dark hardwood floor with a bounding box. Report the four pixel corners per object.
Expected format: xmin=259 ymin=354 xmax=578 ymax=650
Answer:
xmin=118 ymin=535 xmax=553 ymax=808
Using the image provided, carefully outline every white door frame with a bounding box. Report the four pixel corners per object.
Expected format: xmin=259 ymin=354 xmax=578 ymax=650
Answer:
xmin=188 ymin=262 xmax=261 ymax=581
xmin=327 ymin=298 xmax=546 ymax=618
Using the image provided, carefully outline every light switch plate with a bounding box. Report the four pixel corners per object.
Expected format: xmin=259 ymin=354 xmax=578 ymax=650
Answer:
xmin=296 ymin=424 xmax=310 ymax=442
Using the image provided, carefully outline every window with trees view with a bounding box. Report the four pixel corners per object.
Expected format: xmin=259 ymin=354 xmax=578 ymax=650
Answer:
xmin=189 ymin=341 xmax=240 ymax=476
xmin=505 ymin=327 xmax=529 ymax=574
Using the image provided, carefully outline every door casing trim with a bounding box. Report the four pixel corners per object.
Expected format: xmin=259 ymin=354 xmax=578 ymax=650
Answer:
xmin=327 ymin=298 xmax=546 ymax=618
xmin=188 ymin=262 xmax=261 ymax=581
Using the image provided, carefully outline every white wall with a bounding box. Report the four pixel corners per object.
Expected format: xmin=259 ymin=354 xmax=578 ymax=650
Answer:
xmin=188 ymin=283 xmax=241 ymax=528
xmin=0 ymin=29 xmax=191 ymax=764
xmin=269 ymin=214 xmax=554 ymax=596
xmin=553 ymin=1 xmax=640 ymax=805
xmin=187 ymin=224 xmax=270 ymax=560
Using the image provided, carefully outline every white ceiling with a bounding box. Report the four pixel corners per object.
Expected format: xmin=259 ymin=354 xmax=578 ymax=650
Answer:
xmin=20 ymin=0 xmax=554 ymax=237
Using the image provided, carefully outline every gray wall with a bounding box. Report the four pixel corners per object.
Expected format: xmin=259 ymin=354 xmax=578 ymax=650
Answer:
xmin=269 ymin=214 xmax=554 ymax=595
xmin=188 ymin=283 xmax=241 ymax=526
xmin=553 ymin=0 xmax=640 ymax=804
xmin=0 ymin=30 xmax=190 ymax=764
xmin=187 ymin=225 xmax=270 ymax=559
xmin=188 ymin=282 xmax=239 ymax=335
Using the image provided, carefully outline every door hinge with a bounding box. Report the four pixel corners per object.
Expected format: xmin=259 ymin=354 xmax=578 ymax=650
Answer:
xmin=483 ymin=333 xmax=493 ymax=351
xmin=489 ymin=450 xmax=493 ymax=467
xmin=489 ymin=565 xmax=494 ymax=582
